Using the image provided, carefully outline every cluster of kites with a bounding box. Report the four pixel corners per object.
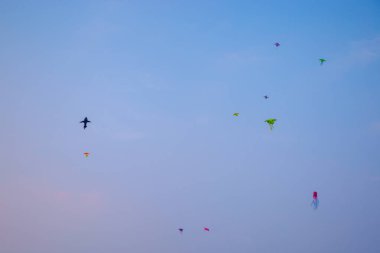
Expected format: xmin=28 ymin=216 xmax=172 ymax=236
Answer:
xmin=177 ymin=228 xmax=210 ymax=234
xmin=78 ymin=42 xmax=322 ymax=235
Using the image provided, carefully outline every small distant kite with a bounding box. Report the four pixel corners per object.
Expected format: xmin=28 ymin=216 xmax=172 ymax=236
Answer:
xmin=83 ymin=152 xmax=89 ymax=158
xmin=204 ymin=227 xmax=210 ymax=232
xmin=264 ymin=95 xmax=269 ymax=99
xmin=311 ymin=191 xmax=319 ymax=209
xmin=178 ymin=228 xmax=183 ymax=234
xmin=80 ymin=117 xmax=91 ymax=129
xmin=233 ymin=113 xmax=240 ymax=116
xmin=274 ymin=42 xmax=280 ymax=47
xmin=319 ymin=58 xmax=326 ymax=65
xmin=265 ymin=118 xmax=277 ymax=130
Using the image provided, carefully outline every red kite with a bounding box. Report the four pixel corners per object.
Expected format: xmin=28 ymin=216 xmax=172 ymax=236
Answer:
xmin=311 ymin=191 xmax=319 ymax=209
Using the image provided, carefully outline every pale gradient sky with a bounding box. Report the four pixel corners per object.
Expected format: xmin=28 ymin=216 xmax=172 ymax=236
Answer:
xmin=1 ymin=1 xmax=380 ymax=253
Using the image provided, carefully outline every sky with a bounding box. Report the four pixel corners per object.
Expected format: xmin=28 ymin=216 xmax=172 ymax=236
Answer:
xmin=1 ymin=0 xmax=380 ymax=252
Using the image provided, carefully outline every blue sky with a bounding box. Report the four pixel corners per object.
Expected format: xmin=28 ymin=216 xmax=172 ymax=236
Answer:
xmin=1 ymin=1 xmax=380 ymax=252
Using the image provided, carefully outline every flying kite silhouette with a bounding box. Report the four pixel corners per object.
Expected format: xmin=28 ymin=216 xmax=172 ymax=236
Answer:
xmin=80 ymin=117 xmax=91 ymax=129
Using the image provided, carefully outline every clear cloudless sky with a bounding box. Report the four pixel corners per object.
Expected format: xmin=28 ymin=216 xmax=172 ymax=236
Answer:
xmin=1 ymin=1 xmax=380 ymax=252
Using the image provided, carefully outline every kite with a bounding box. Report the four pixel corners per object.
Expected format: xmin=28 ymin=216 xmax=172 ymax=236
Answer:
xmin=80 ymin=117 xmax=91 ymax=129
xmin=319 ymin=58 xmax=326 ymax=65
xmin=83 ymin=152 xmax=89 ymax=158
xmin=274 ymin=42 xmax=280 ymax=47
xmin=178 ymin=228 xmax=183 ymax=234
xmin=233 ymin=113 xmax=240 ymax=116
xmin=311 ymin=191 xmax=319 ymax=209
xmin=264 ymin=95 xmax=269 ymax=99
xmin=264 ymin=118 xmax=277 ymax=130
xmin=204 ymin=227 xmax=210 ymax=232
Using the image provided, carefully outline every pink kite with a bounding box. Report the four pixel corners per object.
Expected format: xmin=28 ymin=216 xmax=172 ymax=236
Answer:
xmin=311 ymin=191 xmax=319 ymax=209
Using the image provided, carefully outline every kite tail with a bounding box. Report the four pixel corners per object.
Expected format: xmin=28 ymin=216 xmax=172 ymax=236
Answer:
xmin=311 ymin=199 xmax=319 ymax=209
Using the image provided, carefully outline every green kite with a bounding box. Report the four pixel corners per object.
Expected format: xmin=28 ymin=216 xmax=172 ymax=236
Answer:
xmin=265 ymin=118 xmax=277 ymax=130
xmin=233 ymin=113 xmax=240 ymax=116
xmin=319 ymin=58 xmax=326 ymax=65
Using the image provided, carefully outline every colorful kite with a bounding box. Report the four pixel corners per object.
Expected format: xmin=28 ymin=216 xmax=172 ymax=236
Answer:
xmin=83 ymin=152 xmax=89 ymax=158
xmin=319 ymin=58 xmax=326 ymax=65
xmin=311 ymin=191 xmax=319 ymax=209
xmin=233 ymin=113 xmax=240 ymax=116
xmin=204 ymin=227 xmax=210 ymax=232
xmin=274 ymin=42 xmax=280 ymax=47
xmin=265 ymin=118 xmax=277 ymax=130
xmin=80 ymin=117 xmax=91 ymax=129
